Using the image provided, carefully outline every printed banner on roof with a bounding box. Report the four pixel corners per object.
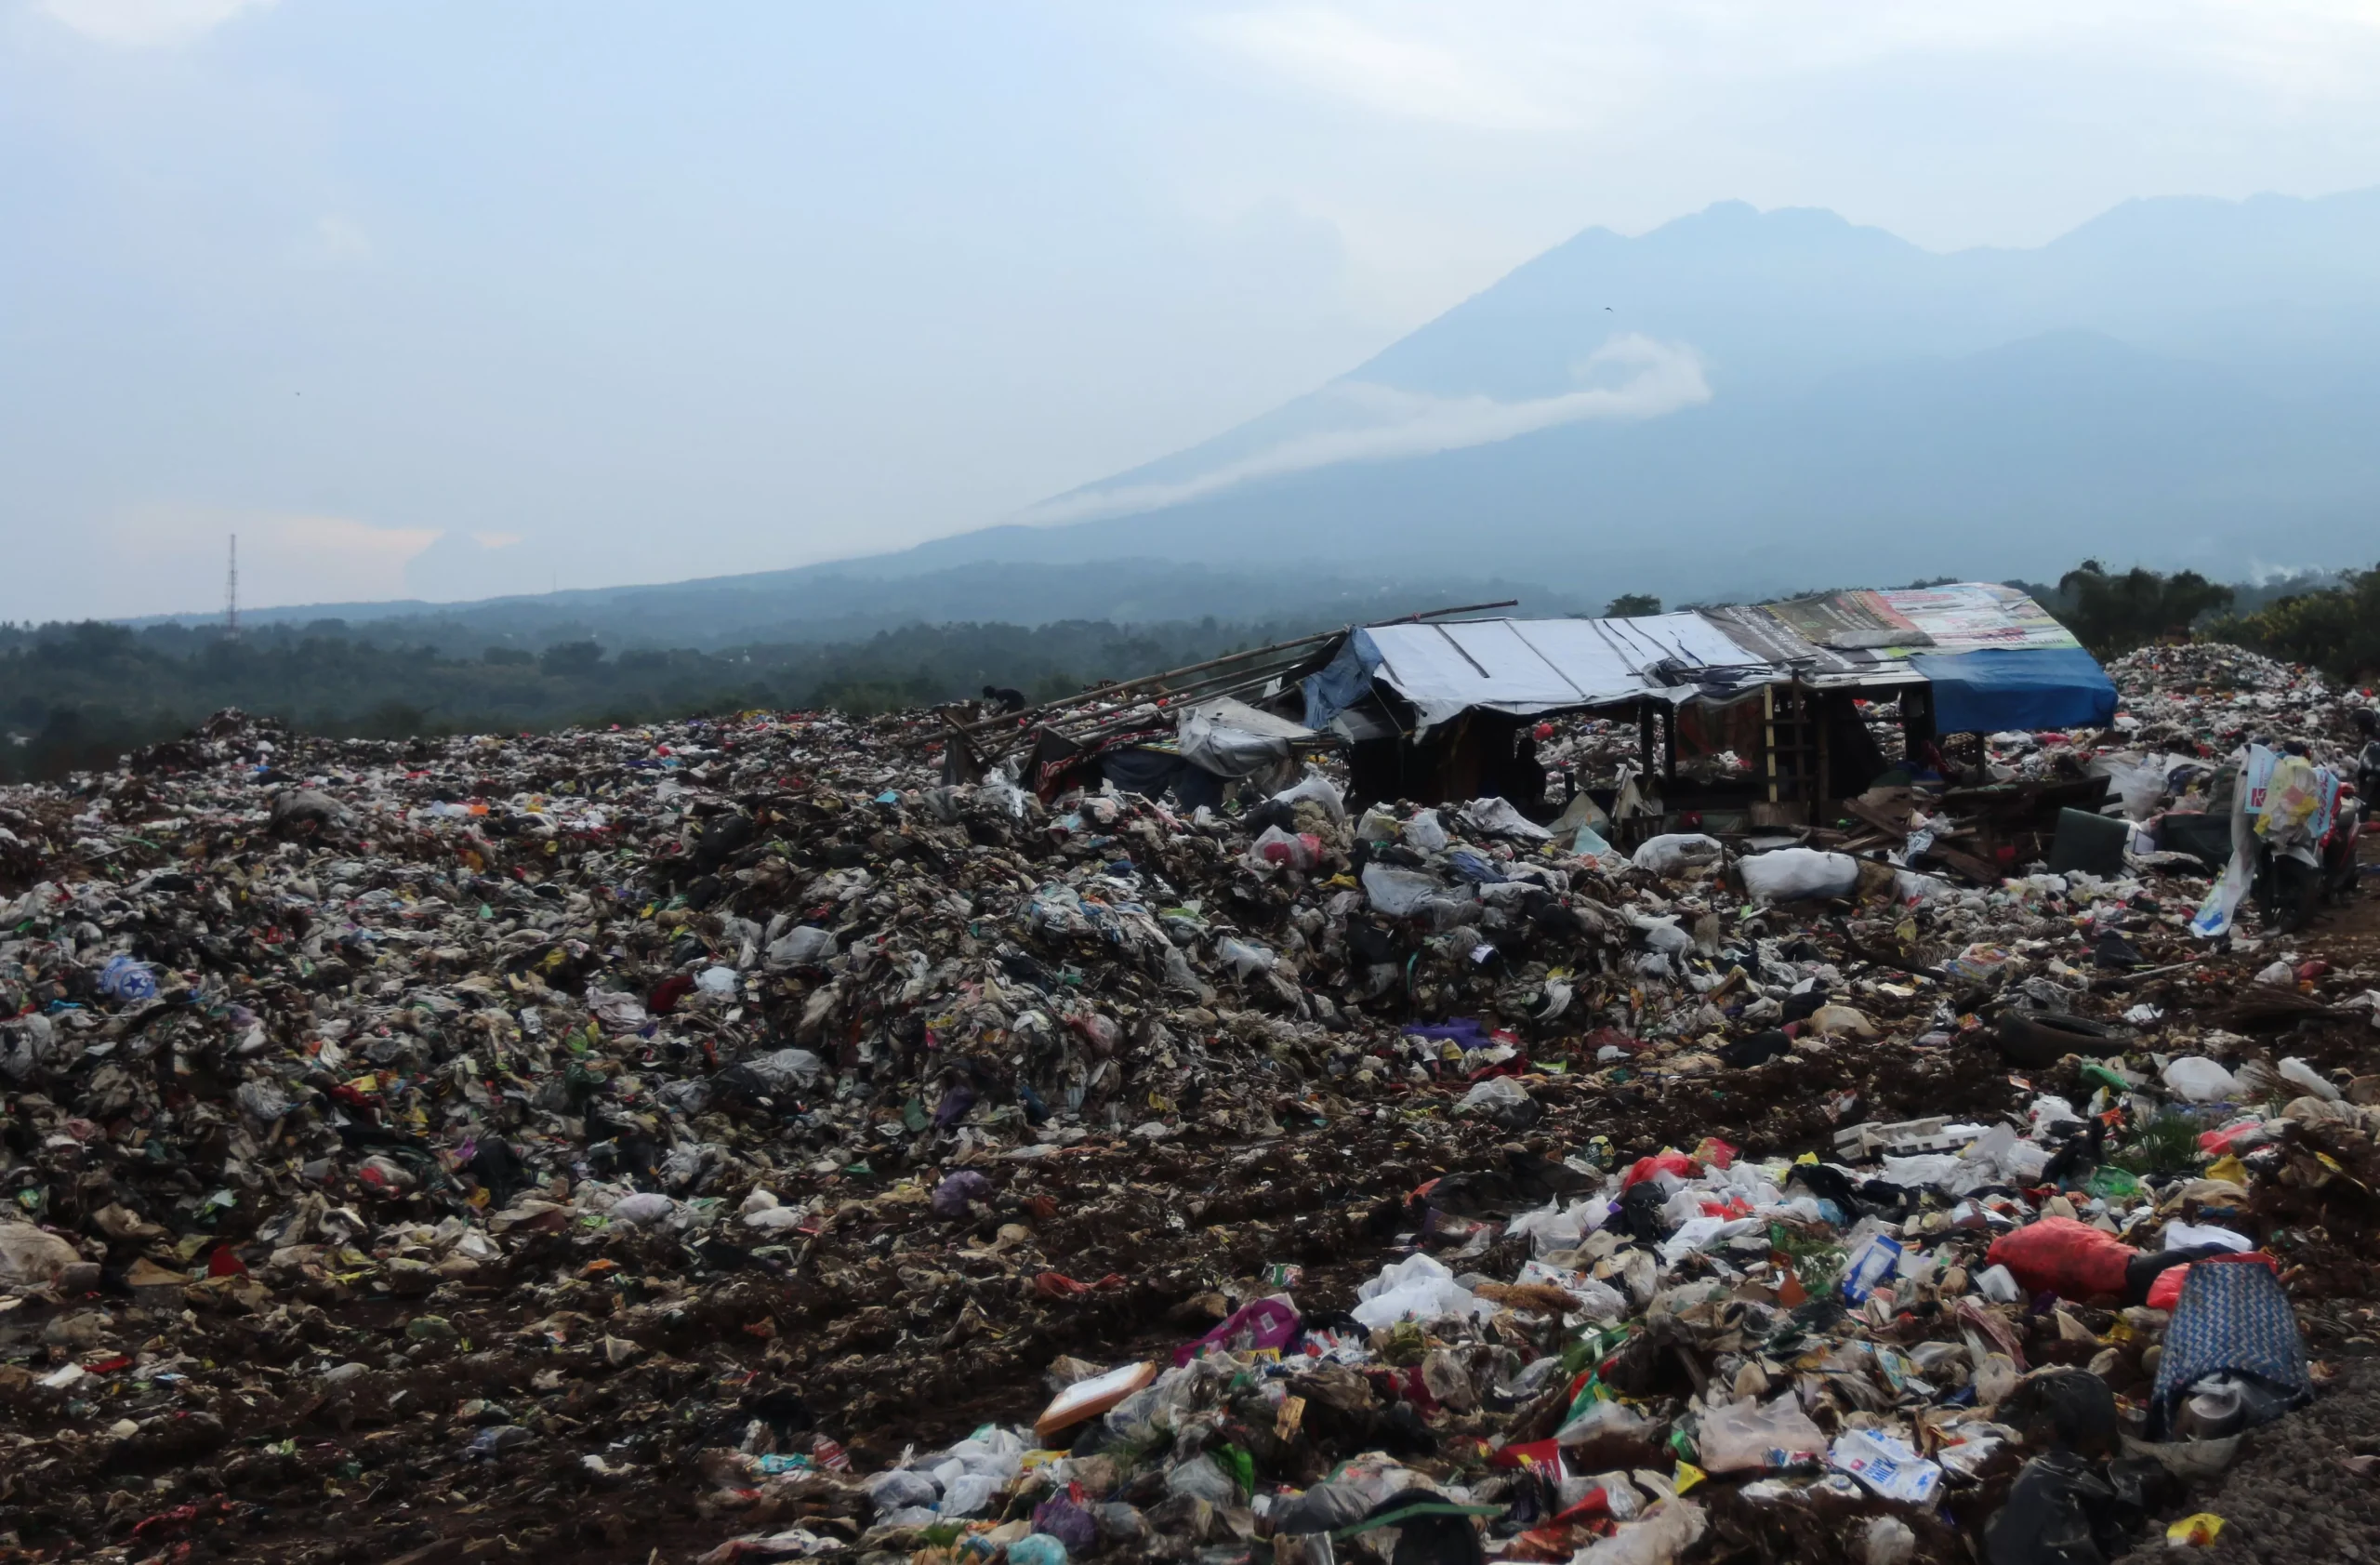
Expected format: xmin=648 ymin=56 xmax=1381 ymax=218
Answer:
xmin=1765 ymin=582 xmax=2078 ymax=657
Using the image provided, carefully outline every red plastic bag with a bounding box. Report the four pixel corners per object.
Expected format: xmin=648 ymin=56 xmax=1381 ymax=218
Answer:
xmin=1986 ymin=1217 xmax=2135 ymax=1302
xmin=2145 ymin=1252 xmax=2278 ymax=1312
xmin=1621 ymin=1149 xmax=1697 ymax=1189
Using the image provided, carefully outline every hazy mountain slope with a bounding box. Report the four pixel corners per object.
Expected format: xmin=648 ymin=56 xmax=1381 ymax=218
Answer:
xmin=135 ymin=187 xmax=2380 ymax=638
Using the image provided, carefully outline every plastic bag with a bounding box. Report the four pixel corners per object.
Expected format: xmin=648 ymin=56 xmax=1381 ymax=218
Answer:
xmin=1632 ymin=833 xmax=1724 ymax=876
xmin=1269 ymin=769 xmax=1345 ymax=822
xmin=1352 ymin=1253 xmax=1491 ymax=1329
xmin=1216 ymin=936 xmax=1276 ymax=978
xmin=1575 ymin=1500 xmax=1706 ymax=1565
xmin=1458 ymin=1076 xmax=1532 ymax=1116
xmin=765 ymin=926 xmax=837 ymax=969
xmin=97 ymin=954 xmax=158 ymax=1002
xmin=2143 ymin=1251 xmax=2277 ymax=1312
xmin=1739 ymin=848 xmax=1860 ymax=904
xmin=1164 ymin=1452 xmax=1240 ymax=1505
xmin=1459 ymin=797 xmax=1552 ymax=841
xmin=1985 ymin=1217 xmax=2135 ymax=1302
xmin=939 ymin=1470 xmax=1003 ymax=1516
xmin=2279 ymin=1056 xmax=2339 ymax=1101
xmin=1362 ymin=861 xmax=1450 ymax=918
xmin=1405 ymin=809 xmax=1450 ymax=852
xmin=2161 ymin=1056 xmax=2241 ymax=1102
xmin=1247 ymin=827 xmax=1323 ymax=871
xmin=1696 ymin=1394 xmax=1826 ymax=1472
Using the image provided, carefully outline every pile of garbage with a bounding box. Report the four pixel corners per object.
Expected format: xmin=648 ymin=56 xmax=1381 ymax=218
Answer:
xmin=0 ymin=648 xmax=2371 ymax=1564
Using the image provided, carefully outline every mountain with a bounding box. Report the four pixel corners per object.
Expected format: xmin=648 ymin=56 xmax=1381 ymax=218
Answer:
xmin=133 ymin=188 xmax=2380 ymax=642
xmin=913 ymin=187 xmax=2380 ymax=599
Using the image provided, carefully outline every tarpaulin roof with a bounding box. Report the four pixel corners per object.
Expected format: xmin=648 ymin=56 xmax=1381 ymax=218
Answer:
xmin=1300 ymin=582 xmax=2112 ymax=736
xmin=1909 ymin=647 xmax=2119 ymax=734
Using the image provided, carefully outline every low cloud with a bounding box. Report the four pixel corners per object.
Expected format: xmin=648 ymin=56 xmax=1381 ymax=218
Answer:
xmin=1195 ymin=7 xmax=1575 ymax=131
xmin=39 ymin=0 xmax=278 ymax=47
xmin=1023 ymin=334 xmax=1709 ymax=526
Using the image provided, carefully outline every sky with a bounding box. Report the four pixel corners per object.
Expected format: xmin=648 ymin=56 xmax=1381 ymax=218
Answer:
xmin=7 ymin=1 xmax=2380 ymax=621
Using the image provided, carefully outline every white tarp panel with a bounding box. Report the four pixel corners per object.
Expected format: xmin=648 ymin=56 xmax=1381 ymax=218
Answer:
xmin=1361 ymin=614 xmax=1769 ymax=733
xmin=1176 ymin=696 xmax=1318 ymax=777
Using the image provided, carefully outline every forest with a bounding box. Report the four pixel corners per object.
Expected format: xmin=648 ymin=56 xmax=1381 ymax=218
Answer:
xmin=5 ymin=562 xmax=2372 ymax=782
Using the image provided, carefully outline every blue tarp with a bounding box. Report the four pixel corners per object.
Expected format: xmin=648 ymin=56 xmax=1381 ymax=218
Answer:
xmin=1909 ymin=646 xmax=2119 ymax=735
xmin=1301 ymin=628 xmax=1383 ymax=731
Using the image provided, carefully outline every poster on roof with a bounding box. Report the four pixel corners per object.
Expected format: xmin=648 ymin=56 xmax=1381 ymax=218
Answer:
xmin=1875 ymin=584 xmax=2079 ymax=652
xmin=1766 ymin=583 xmax=2076 ymax=656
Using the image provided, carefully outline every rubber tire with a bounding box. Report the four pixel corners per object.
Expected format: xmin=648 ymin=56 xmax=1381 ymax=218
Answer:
xmin=1997 ymin=1010 xmax=2133 ymax=1068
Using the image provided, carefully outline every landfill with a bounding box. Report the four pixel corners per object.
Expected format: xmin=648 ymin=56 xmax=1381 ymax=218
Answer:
xmin=0 ymin=646 xmax=2374 ymax=1565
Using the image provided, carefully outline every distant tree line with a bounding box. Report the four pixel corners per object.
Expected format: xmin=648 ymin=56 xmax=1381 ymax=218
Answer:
xmin=8 ymin=561 xmax=2375 ymax=783
xmin=2036 ymin=559 xmax=2377 ymax=686
xmin=0 ymin=617 xmax=1279 ymax=782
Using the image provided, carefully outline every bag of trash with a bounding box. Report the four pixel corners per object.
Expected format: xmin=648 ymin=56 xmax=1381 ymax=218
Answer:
xmin=1984 ymin=1450 xmax=2123 ymax=1565
xmin=868 ymin=1468 xmax=941 ymax=1509
xmin=1216 ymin=935 xmax=1277 ymax=977
xmin=1164 ymin=1452 xmax=1240 ymax=1505
xmin=1456 ymin=1075 xmax=1537 ymax=1129
xmin=2149 ymin=1258 xmax=2310 ymax=1439
xmin=1631 ymin=834 xmax=1724 ymax=876
xmin=1269 ymin=769 xmax=1346 ymax=823
xmin=1459 ymin=796 xmax=1552 ymax=841
xmin=0 ymin=1223 xmax=80 ymax=1286
xmin=1986 ymin=1217 xmax=2135 ymax=1303
xmin=1363 ymin=861 xmax=1451 ymax=918
xmin=764 ymin=925 xmax=838 ymax=968
xmin=1247 ymin=827 xmax=1323 ymax=871
xmin=1739 ymin=848 xmax=1860 ymax=904
xmin=940 ymin=1470 xmax=1004 ymax=1516
xmin=2160 ymin=1056 xmax=2241 ymax=1102
xmin=1352 ymin=1253 xmax=1490 ymax=1329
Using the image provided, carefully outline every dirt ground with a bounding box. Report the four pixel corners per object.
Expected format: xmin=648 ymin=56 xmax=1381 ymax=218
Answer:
xmin=2109 ymin=1357 xmax=2380 ymax=1564
xmin=13 ymin=875 xmax=2380 ymax=1564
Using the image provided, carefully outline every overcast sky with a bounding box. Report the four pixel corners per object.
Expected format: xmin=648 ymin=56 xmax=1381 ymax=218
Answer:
xmin=7 ymin=1 xmax=2380 ymax=620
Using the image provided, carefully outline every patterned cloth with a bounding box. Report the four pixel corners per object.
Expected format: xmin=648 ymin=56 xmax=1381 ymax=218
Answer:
xmin=2150 ymin=1259 xmax=2310 ymax=1438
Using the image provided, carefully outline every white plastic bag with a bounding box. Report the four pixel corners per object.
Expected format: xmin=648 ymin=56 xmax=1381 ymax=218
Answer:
xmin=2280 ymin=1056 xmax=2340 ymax=1101
xmin=765 ymin=926 xmax=837 ymax=968
xmin=1459 ymin=797 xmax=1552 ymax=841
xmin=1216 ymin=936 xmax=1276 ymax=978
xmin=1405 ymin=810 xmax=1450 ymax=852
xmin=1246 ymin=826 xmax=1323 ymax=871
xmin=1632 ymin=833 xmax=1724 ymax=876
xmin=1575 ymin=1500 xmax=1707 ymax=1565
xmin=1457 ymin=1076 xmax=1531 ymax=1116
xmin=2161 ymin=1055 xmax=2241 ymax=1102
xmin=1362 ymin=861 xmax=1449 ymax=918
xmin=1269 ymin=770 xmax=1346 ymax=823
xmin=1352 ymin=1253 xmax=1492 ymax=1329
xmin=1739 ymin=847 xmax=1860 ymax=904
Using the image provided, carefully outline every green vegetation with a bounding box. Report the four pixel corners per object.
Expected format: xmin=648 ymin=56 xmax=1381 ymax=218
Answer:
xmin=2209 ymin=564 xmax=2380 ymax=687
xmin=12 ymin=554 xmax=2377 ymax=786
xmin=2109 ymin=1111 xmax=2203 ymax=1177
xmin=0 ymin=617 xmax=1289 ymax=782
xmin=1604 ymin=592 xmax=1663 ymax=617
xmin=2045 ymin=561 xmax=2236 ymax=658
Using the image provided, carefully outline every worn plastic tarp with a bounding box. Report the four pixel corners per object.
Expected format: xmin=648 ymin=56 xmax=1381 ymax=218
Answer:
xmin=1301 ymin=629 xmax=1384 ymax=731
xmin=1176 ymin=696 xmax=1317 ymax=779
xmin=1908 ymin=647 xmax=2119 ymax=735
xmin=1348 ymin=614 xmax=1766 ymax=734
